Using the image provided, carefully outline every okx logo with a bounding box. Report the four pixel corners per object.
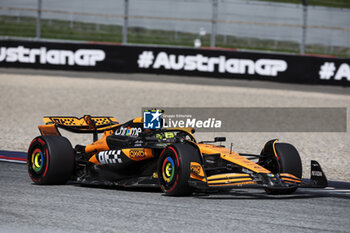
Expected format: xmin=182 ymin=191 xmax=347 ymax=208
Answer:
xmin=143 ymin=110 xmax=162 ymax=129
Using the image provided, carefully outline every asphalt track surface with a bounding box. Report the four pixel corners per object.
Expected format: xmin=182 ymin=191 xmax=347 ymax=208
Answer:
xmin=0 ymin=68 xmax=350 ymax=232
xmin=1 ymin=162 xmax=350 ymax=233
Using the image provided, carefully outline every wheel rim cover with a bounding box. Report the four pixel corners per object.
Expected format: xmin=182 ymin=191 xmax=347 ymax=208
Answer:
xmin=162 ymin=156 xmax=175 ymax=183
xmin=32 ymin=149 xmax=44 ymax=173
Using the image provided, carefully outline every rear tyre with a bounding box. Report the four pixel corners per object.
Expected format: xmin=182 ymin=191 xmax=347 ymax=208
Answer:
xmin=157 ymin=143 xmax=201 ymax=196
xmin=260 ymin=142 xmax=302 ymax=195
xmin=27 ymin=136 xmax=75 ymax=185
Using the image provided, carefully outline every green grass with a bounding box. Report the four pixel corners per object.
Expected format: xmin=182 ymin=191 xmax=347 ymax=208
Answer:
xmin=0 ymin=16 xmax=349 ymax=58
xmin=256 ymin=0 xmax=350 ymax=8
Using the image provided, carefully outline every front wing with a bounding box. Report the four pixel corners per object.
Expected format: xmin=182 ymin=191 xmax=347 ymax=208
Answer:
xmin=188 ymin=160 xmax=328 ymax=191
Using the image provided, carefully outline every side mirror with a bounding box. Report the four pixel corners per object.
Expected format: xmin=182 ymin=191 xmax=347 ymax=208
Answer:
xmin=214 ymin=137 xmax=226 ymax=142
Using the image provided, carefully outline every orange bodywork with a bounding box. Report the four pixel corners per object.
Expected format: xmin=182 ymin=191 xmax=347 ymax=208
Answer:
xmin=198 ymin=144 xmax=270 ymax=174
xmin=280 ymin=173 xmax=302 ymax=183
xmin=208 ymin=181 xmax=257 ymax=187
xmin=85 ymin=134 xmax=110 ymax=153
xmin=191 ymin=144 xmax=302 ymax=187
xmin=38 ymin=124 xmax=60 ymax=136
xmin=88 ymin=154 xmax=101 ymax=165
xmin=190 ymin=162 xmax=206 ymax=182
xmin=85 ymin=134 xmax=154 ymax=164
xmin=122 ymin=148 xmax=153 ymax=161
xmin=189 ymin=144 xmax=272 ymax=187
xmin=206 ymin=173 xmax=256 ymax=187
xmin=133 ymin=117 xmax=143 ymax=123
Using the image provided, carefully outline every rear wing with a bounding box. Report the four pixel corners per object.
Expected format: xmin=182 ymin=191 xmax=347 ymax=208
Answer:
xmin=39 ymin=115 xmax=119 ymax=140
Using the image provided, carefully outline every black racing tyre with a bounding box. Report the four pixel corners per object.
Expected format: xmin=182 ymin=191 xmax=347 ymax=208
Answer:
xmin=274 ymin=143 xmax=302 ymax=179
xmin=260 ymin=142 xmax=302 ymax=195
xmin=27 ymin=136 xmax=75 ymax=185
xmin=157 ymin=143 xmax=201 ymax=196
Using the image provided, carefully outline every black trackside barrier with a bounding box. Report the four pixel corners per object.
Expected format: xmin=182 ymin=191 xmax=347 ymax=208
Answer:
xmin=0 ymin=39 xmax=349 ymax=86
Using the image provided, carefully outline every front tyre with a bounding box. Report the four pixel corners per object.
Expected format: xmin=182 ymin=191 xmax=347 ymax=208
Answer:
xmin=260 ymin=141 xmax=302 ymax=195
xmin=27 ymin=136 xmax=75 ymax=185
xmin=157 ymin=143 xmax=201 ymax=196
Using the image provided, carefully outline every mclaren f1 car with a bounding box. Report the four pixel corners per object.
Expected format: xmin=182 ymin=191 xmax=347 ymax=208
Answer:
xmin=27 ymin=114 xmax=328 ymax=196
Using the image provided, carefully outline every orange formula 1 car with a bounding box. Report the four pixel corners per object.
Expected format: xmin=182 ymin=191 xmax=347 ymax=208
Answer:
xmin=27 ymin=115 xmax=328 ymax=196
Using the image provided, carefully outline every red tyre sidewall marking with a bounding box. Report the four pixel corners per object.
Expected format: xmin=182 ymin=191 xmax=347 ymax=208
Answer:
xmin=27 ymin=138 xmax=38 ymax=163
xmin=162 ymin=157 xmax=168 ymax=176
xmin=38 ymin=138 xmax=45 ymax=146
xmin=29 ymin=173 xmax=40 ymax=183
xmin=159 ymin=146 xmax=180 ymax=192
xmin=275 ymin=151 xmax=280 ymax=162
xmin=29 ymin=173 xmax=40 ymax=182
xmin=275 ymin=152 xmax=281 ymax=170
xmin=158 ymin=148 xmax=167 ymax=190
xmin=167 ymin=147 xmax=180 ymax=192
xmin=28 ymin=138 xmax=41 ymax=183
xmin=273 ymin=142 xmax=281 ymax=171
xmin=159 ymin=148 xmax=166 ymax=157
xmin=168 ymin=147 xmax=179 ymax=166
xmin=167 ymin=175 xmax=179 ymax=193
xmin=28 ymin=138 xmax=37 ymax=154
xmin=43 ymin=148 xmax=49 ymax=177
